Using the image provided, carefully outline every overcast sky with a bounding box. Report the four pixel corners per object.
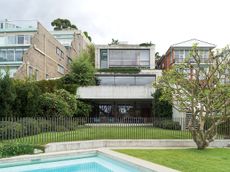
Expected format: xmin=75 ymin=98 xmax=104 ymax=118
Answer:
xmin=1 ymin=0 xmax=230 ymax=54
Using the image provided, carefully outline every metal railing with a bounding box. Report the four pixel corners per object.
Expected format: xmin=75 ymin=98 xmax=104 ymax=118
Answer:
xmin=0 ymin=117 xmax=229 ymax=145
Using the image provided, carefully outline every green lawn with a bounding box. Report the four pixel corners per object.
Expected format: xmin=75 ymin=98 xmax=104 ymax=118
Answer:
xmin=116 ymin=148 xmax=230 ymax=172
xmin=4 ymin=126 xmax=191 ymax=145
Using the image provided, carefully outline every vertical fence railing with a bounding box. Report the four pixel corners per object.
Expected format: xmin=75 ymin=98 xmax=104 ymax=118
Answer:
xmin=0 ymin=117 xmax=229 ymax=145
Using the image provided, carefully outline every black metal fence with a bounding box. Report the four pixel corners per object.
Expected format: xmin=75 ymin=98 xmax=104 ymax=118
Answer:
xmin=0 ymin=117 xmax=229 ymax=145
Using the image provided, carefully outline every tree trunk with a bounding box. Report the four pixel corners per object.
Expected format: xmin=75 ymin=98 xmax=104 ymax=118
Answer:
xmin=188 ymin=118 xmax=217 ymax=150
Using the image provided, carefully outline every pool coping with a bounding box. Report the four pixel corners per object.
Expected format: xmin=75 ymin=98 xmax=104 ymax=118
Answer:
xmin=0 ymin=148 xmax=179 ymax=172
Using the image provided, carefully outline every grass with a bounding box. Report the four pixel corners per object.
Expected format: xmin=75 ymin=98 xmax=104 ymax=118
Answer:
xmin=116 ymin=148 xmax=230 ymax=172
xmin=3 ymin=126 xmax=191 ymax=145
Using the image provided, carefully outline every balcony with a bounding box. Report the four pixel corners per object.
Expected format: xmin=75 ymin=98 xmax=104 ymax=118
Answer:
xmin=0 ymin=20 xmax=37 ymax=32
xmin=77 ymin=85 xmax=154 ymax=100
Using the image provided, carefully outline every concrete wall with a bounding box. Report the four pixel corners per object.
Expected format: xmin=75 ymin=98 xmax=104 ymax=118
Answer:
xmin=45 ymin=139 xmax=230 ymax=153
xmin=77 ymin=85 xmax=154 ymax=99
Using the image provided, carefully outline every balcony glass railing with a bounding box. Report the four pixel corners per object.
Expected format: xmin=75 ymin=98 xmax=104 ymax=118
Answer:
xmin=0 ymin=20 xmax=37 ymax=32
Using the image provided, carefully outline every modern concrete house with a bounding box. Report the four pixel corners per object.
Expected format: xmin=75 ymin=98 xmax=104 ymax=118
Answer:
xmin=77 ymin=43 xmax=161 ymax=118
xmin=0 ymin=20 xmax=90 ymax=80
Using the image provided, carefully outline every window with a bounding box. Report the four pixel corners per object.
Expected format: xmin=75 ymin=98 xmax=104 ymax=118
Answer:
xmin=29 ymin=66 xmax=33 ymax=78
xmin=118 ymin=104 xmax=134 ymax=117
xmin=115 ymin=76 xmax=135 ymax=85
xmin=0 ymin=49 xmax=7 ymax=61
xmin=0 ymin=36 xmax=5 ymax=45
xmin=7 ymin=49 xmax=14 ymax=61
xmin=7 ymin=36 xmax=16 ymax=44
xmin=97 ymin=75 xmax=155 ymax=86
xmin=35 ymin=70 xmax=39 ymax=80
xmin=108 ymin=49 xmax=150 ymax=67
xmin=46 ymin=74 xmax=49 ymax=79
xmin=17 ymin=35 xmax=24 ymax=44
xmin=136 ymin=76 xmax=155 ymax=85
xmin=15 ymin=49 xmax=23 ymax=61
xmin=175 ymin=50 xmax=184 ymax=63
xmin=57 ymin=64 xmax=64 ymax=74
xmin=67 ymin=57 xmax=72 ymax=64
xmin=99 ymin=104 xmax=112 ymax=116
xmin=100 ymin=49 xmax=108 ymax=68
xmin=56 ymin=47 xmax=64 ymax=58
xmin=24 ymin=35 xmax=31 ymax=44
xmin=199 ymin=50 xmax=209 ymax=63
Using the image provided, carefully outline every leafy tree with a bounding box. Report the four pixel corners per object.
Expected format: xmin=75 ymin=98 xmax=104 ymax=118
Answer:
xmin=75 ymin=100 xmax=92 ymax=117
xmin=62 ymin=50 xmax=96 ymax=86
xmin=86 ymin=44 xmax=95 ymax=66
xmin=0 ymin=72 xmax=16 ymax=117
xmin=51 ymin=18 xmax=77 ymax=30
xmin=55 ymin=89 xmax=77 ymax=116
xmin=109 ymin=38 xmax=119 ymax=45
xmin=83 ymin=31 xmax=92 ymax=42
xmin=155 ymin=45 xmax=230 ymax=149
xmin=38 ymin=92 xmax=71 ymax=117
xmin=153 ymin=89 xmax=172 ymax=118
xmin=13 ymin=80 xmax=42 ymax=117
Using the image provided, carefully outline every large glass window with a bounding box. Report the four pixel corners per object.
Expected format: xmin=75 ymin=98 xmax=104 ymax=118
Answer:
xmin=24 ymin=35 xmax=31 ymax=44
xmin=7 ymin=36 xmax=16 ymax=44
xmin=97 ymin=75 xmax=155 ymax=86
xmin=17 ymin=35 xmax=24 ymax=44
xmin=0 ymin=48 xmax=25 ymax=62
xmin=100 ymin=49 xmax=108 ymax=68
xmin=98 ymin=76 xmax=114 ymax=85
xmin=0 ymin=36 xmax=6 ymax=45
xmin=15 ymin=49 xmax=23 ymax=61
xmin=108 ymin=49 xmax=150 ymax=67
xmin=136 ymin=76 xmax=155 ymax=85
xmin=57 ymin=64 xmax=64 ymax=74
xmin=7 ymin=49 xmax=14 ymax=61
xmin=115 ymin=76 xmax=135 ymax=85
xmin=0 ymin=49 xmax=7 ymax=61
xmin=175 ymin=50 xmax=184 ymax=63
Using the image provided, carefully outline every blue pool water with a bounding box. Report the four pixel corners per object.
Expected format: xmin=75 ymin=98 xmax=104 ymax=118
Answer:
xmin=0 ymin=153 xmax=152 ymax=172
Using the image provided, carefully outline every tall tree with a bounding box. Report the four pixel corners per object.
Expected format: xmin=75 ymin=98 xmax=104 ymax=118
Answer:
xmin=155 ymin=45 xmax=230 ymax=149
xmin=0 ymin=72 xmax=16 ymax=117
xmin=51 ymin=18 xmax=77 ymax=30
xmin=83 ymin=31 xmax=92 ymax=42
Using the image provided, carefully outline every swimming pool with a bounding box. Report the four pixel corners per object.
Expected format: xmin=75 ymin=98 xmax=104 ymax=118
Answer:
xmin=0 ymin=152 xmax=154 ymax=172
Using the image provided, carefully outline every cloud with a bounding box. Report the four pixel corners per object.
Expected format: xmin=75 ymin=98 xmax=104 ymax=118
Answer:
xmin=1 ymin=0 xmax=230 ymax=53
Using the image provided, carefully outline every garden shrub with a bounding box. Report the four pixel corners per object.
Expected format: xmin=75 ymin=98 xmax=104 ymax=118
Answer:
xmin=13 ymin=80 xmax=41 ymax=117
xmin=154 ymin=120 xmax=181 ymax=130
xmin=36 ymin=79 xmax=62 ymax=93
xmin=62 ymin=51 xmax=96 ymax=86
xmin=75 ymin=100 xmax=92 ymax=117
xmin=0 ymin=143 xmax=44 ymax=158
xmin=153 ymin=89 xmax=172 ymax=118
xmin=55 ymin=89 xmax=77 ymax=115
xmin=17 ymin=118 xmax=41 ymax=136
xmin=0 ymin=121 xmax=24 ymax=139
xmin=38 ymin=92 xmax=71 ymax=117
